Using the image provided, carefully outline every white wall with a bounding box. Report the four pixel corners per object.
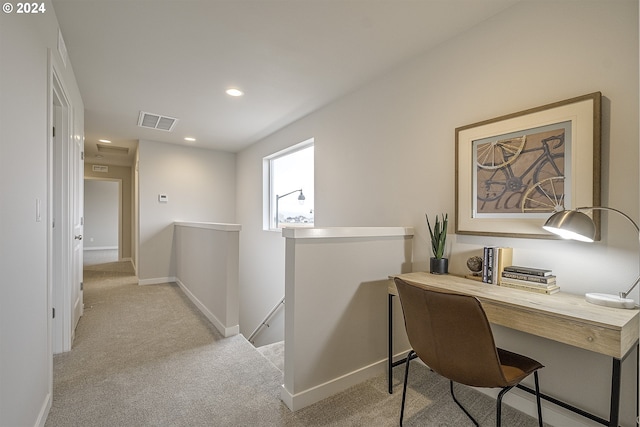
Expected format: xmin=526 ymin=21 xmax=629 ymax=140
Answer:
xmin=236 ymin=140 xmax=285 ymax=343
xmin=237 ymin=1 xmax=638 ymax=424
xmin=0 ymin=1 xmax=84 ymax=425
xmin=138 ymin=140 xmax=236 ymax=284
xmin=84 ymin=180 xmax=119 ymax=249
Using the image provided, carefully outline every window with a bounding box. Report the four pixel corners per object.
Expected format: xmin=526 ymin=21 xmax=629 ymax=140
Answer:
xmin=264 ymin=139 xmax=314 ymax=230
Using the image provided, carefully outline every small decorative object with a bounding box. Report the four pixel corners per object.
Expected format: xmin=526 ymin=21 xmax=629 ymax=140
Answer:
xmin=427 ymin=213 xmax=448 ymax=274
xmin=466 ymin=256 xmax=483 ymax=276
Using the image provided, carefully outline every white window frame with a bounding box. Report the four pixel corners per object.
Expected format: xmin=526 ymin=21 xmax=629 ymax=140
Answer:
xmin=263 ymin=138 xmax=314 ymax=231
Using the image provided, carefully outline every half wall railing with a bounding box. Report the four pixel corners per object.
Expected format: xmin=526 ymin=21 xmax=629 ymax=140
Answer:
xmin=173 ymin=221 xmax=241 ymax=337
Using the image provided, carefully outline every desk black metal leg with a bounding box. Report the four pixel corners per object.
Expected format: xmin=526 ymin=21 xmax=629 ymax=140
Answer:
xmin=610 ymin=357 xmax=621 ymax=427
xmin=388 ymin=293 xmax=393 ymax=394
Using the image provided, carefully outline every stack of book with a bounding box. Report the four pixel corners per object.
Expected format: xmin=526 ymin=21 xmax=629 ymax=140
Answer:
xmin=482 ymin=246 xmax=513 ymax=284
xmin=500 ymin=266 xmax=559 ymax=294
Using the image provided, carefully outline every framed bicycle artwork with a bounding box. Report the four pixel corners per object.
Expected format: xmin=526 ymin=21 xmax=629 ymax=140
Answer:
xmin=455 ymin=92 xmax=601 ymax=239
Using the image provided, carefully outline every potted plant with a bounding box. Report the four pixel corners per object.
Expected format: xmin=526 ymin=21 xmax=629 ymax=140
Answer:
xmin=426 ymin=213 xmax=448 ymax=274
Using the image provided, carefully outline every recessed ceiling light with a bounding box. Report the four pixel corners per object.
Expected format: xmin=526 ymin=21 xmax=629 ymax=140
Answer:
xmin=98 ymin=139 xmax=111 ymax=143
xmin=225 ymin=88 xmax=244 ymax=97
xmin=184 ymin=137 xmax=196 ymax=142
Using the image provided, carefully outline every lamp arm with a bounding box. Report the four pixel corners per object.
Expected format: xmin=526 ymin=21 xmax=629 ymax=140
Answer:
xmin=275 ymin=189 xmax=303 ymax=228
xmin=622 ymin=276 xmax=640 ymax=300
xmin=576 ymin=206 xmax=640 ymax=298
xmin=576 ymin=206 xmax=640 ymax=233
xmin=276 ymin=189 xmax=303 ymax=200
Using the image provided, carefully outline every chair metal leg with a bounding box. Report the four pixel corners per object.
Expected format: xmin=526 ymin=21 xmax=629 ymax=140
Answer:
xmin=496 ymin=386 xmax=514 ymax=427
xmin=534 ymin=371 xmax=543 ymax=427
xmin=450 ymin=380 xmax=479 ymax=427
xmin=400 ymin=350 xmax=415 ymax=426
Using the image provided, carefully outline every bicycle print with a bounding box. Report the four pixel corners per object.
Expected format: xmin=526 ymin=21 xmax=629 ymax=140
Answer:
xmin=474 ymin=124 xmax=568 ymax=215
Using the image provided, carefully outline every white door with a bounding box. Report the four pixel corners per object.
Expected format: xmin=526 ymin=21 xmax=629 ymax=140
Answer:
xmin=51 ymin=66 xmax=83 ymax=353
xmin=52 ymin=98 xmax=65 ymax=353
xmin=71 ymin=124 xmax=83 ymax=330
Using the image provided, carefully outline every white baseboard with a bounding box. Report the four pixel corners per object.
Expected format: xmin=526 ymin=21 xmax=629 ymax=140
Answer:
xmin=175 ymin=278 xmax=239 ymax=338
xmin=138 ymin=277 xmax=176 ymax=286
xmin=35 ymin=391 xmax=51 ymax=427
xmin=281 ymin=357 xmax=387 ymax=411
xmin=394 ymin=350 xmax=600 ymax=427
xmin=279 ymin=345 xmax=599 ymax=427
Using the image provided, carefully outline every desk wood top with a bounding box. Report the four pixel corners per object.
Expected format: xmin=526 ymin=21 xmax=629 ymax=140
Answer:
xmin=392 ymin=272 xmax=639 ymax=359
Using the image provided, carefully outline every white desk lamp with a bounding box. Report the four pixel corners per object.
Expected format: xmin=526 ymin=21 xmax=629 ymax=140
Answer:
xmin=543 ymin=206 xmax=640 ymax=309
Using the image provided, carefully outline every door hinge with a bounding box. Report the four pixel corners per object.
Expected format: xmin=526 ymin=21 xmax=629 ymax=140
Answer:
xmin=52 ymin=127 xmax=55 ymax=137
xmin=52 ymin=307 xmax=55 ymax=319
xmin=80 ymin=151 xmax=84 ymax=160
xmin=80 ymin=282 xmax=83 ymax=291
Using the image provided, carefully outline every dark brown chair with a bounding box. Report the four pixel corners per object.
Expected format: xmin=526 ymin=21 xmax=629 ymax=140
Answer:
xmin=394 ymin=277 xmax=544 ymax=426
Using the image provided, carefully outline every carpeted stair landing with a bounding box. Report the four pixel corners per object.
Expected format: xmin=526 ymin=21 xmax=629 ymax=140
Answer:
xmin=257 ymin=341 xmax=285 ymax=373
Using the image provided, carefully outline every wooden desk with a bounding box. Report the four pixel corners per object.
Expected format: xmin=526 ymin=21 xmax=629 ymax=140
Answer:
xmin=388 ymin=272 xmax=639 ymax=427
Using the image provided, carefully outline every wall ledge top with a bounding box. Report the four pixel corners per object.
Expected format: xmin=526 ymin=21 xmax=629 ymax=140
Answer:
xmin=174 ymin=221 xmax=242 ymax=232
xmin=282 ymin=226 xmax=414 ymax=239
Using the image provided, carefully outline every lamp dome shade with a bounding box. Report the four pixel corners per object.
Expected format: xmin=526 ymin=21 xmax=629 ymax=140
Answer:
xmin=543 ymin=210 xmax=596 ymax=242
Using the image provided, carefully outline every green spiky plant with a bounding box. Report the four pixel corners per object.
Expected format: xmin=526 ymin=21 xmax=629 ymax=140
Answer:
xmin=426 ymin=213 xmax=448 ymax=259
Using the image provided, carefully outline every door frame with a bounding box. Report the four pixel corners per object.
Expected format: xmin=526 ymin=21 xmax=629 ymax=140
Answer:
xmin=48 ymin=52 xmax=81 ymax=355
xmin=84 ymin=177 xmax=122 ymax=261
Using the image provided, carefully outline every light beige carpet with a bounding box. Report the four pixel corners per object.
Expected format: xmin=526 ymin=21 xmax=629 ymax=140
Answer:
xmin=257 ymin=341 xmax=285 ymax=373
xmin=46 ymin=261 xmax=545 ymax=426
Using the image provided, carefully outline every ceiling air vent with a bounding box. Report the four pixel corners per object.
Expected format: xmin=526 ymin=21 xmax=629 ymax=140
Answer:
xmin=138 ymin=111 xmax=178 ymax=132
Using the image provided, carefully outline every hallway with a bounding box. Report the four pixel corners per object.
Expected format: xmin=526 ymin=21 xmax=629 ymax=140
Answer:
xmin=45 ymin=261 xmax=289 ymax=426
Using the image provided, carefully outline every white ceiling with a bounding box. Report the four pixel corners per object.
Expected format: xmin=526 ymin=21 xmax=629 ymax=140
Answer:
xmin=52 ymin=0 xmax=520 ymax=166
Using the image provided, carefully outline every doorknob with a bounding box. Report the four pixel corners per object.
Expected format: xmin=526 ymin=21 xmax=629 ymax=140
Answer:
xmin=74 ymin=234 xmax=83 ymax=240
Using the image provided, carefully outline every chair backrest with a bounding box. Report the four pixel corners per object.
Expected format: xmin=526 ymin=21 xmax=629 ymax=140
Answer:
xmin=394 ymin=277 xmax=509 ymax=388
